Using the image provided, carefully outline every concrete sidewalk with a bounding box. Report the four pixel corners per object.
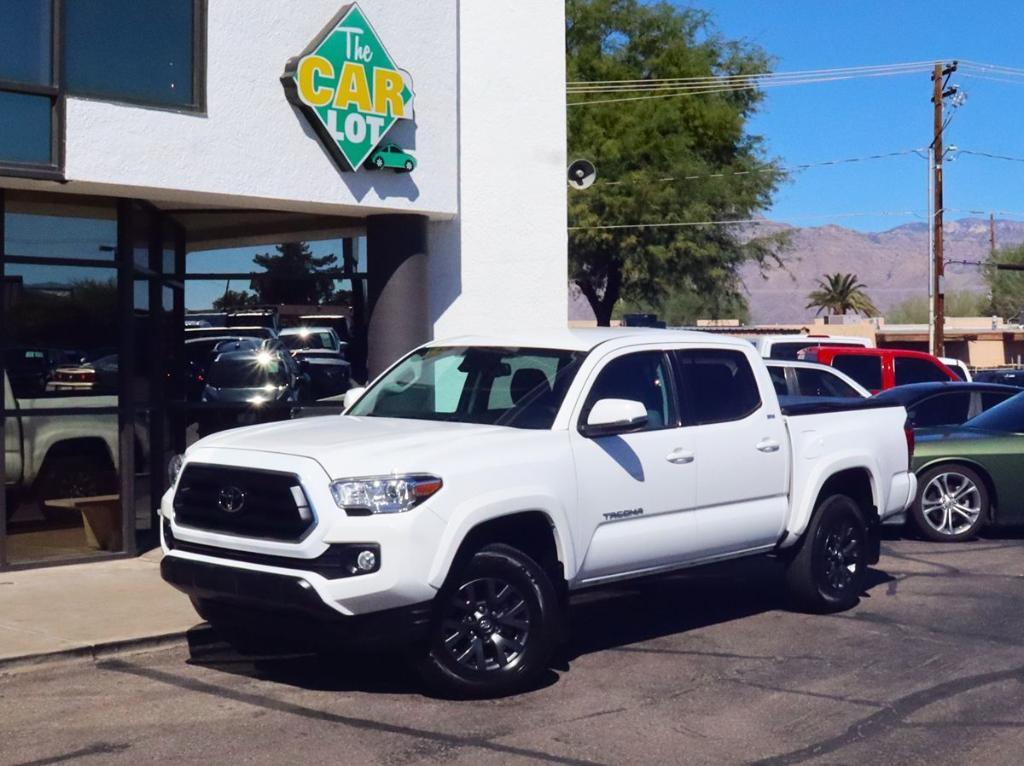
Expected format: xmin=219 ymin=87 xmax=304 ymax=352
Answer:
xmin=0 ymin=550 xmax=201 ymax=667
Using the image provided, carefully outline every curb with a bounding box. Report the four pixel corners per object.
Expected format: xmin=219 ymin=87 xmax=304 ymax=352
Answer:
xmin=0 ymin=626 xmax=218 ymax=674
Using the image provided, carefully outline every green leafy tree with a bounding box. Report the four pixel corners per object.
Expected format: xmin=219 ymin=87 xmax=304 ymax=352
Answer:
xmin=806 ymin=273 xmax=879 ymax=317
xmin=567 ymin=0 xmax=787 ymax=325
xmin=984 ymin=244 xmax=1024 ymax=321
xmin=250 ymin=242 xmax=338 ymax=305
xmin=213 ymin=289 xmax=258 ymax=311
xmin=886 ymin=291 xmax=985 ymax=324
xmin=613 ymin=285 xmax=750 ymax=325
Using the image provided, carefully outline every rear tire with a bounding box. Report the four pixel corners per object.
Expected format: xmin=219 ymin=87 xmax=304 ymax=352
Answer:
xmin=911 ymin=464 xmax=988 ymax=542
xmin=415 ymin=543 xmax=559 ymax=698
xmin=785 ymin=494 xmax=868 ymax=613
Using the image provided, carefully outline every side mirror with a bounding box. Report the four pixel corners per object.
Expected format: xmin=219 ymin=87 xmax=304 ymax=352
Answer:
xmin=582 ymin=398 xmax=649 ymax=438
xmin=343 ymin=387 xmax=367 ymax=410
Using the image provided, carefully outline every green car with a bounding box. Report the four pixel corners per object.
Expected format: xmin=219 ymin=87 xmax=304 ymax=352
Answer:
xmin=366 ymin=143 xmax=416 ymax=172
xmin=911 ymin=392 xmax=1024 ymax=541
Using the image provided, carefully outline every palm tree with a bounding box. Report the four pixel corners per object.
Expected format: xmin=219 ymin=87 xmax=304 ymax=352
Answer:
xmin=806 ymin=273 xmax=879 ymax=317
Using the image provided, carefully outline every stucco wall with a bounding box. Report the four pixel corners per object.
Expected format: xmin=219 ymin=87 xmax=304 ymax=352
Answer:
xmin=62 ymin=0 xmax=459 ymax=217
xmin=429 ymin=0 xmax=568 ymax=337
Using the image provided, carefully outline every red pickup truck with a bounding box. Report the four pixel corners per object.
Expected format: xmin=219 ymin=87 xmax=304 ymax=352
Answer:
xmin=798 ymin=347 xmax=959 ymax=393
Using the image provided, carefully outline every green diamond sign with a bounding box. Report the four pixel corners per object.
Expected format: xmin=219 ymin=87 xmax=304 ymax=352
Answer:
xmin=282 ymin=3 xmax=416 ymax=172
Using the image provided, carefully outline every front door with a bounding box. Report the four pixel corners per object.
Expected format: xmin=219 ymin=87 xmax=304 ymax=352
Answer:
xmin=570 ymin=349 xmax=699 ymax=583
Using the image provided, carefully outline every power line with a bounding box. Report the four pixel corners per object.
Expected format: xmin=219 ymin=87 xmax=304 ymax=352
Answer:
xmin=599 ymin=148 xmax=923 ymax=187
xmin=568 ymin=71 xmax=933 ymax=106
xmin=568 ymin=210 xmax=924 ymax=232
xmin=566 ymin=60 xmax=934 ymax=90
xmin=957 ymin=149 xmax=1024 ymax=163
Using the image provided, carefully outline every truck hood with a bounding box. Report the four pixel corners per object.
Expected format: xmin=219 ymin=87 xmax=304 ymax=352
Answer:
xmin=188 ymin=415 xmax=515 ymax=478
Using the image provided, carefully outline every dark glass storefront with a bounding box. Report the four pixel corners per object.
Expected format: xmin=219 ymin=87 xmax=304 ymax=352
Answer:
xmin=0 ymin=188 xmax=367 ymax=569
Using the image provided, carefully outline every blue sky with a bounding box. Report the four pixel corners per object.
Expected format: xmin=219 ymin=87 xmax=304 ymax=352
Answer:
xmin=690 ymin=0 xmax=1024 ymax=231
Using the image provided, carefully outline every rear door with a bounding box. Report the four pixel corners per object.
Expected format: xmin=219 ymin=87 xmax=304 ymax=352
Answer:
xmin=673 ymin=347 xmax=789 ymax=556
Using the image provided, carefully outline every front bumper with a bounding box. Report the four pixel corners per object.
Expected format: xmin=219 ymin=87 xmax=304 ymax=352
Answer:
xmin=162 ymin=555 xmax=432 ymax=651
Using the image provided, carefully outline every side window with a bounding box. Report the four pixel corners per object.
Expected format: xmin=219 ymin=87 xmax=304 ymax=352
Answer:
xmin=832 ymin=355 xmax=883 ymax=391
xmin=909 ymin=393 xmax=972 ymax=428
xmin=582 ymin=352 xmax=675 ymax=431
xmin=895 ymin=357 xmax=950 ymax=385
xmin=675 ymin=348 xmax=762 ymax=425
xmin=981 ymin=391 xmax=1014 ymax=411
xmin=795 ymin=367 xmax=861 ymax=398
xmin=767 ymin=366 xmax=789 ymax=396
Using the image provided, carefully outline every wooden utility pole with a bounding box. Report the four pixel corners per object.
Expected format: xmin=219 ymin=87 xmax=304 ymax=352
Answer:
xmin=932 ymin=63 xmax=946 ymax=356
xmin=990 ymin=212 xmax=997 ymax=255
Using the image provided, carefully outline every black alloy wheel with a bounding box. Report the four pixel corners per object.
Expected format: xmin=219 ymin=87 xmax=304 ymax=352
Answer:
xmin=441 ymin=577 xmax=531 ymax=672
xmin=786 ymin=494 xmax=868 ymax=613
xmin=415 ymin=543 xmax=559 ymax=698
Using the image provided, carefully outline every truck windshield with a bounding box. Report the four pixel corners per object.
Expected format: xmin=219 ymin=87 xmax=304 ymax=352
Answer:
xmin=348 ymin=346 xmax=586 ymax=429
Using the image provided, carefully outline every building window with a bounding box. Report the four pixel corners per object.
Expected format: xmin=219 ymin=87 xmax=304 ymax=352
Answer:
xmin=0 ymin=0 xmax=60 ymax=174
xmin=63 ymin=0 xmax=205 ymax=110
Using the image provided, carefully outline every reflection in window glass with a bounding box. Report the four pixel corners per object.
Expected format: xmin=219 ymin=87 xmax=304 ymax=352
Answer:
xmin=4 ymin=193 xmax=117 ymax=259
xmin=4 ymin=264 xmax=119 ymax=398
xmin=64 ymin=0 xmax=195 ymax=107
xmin=5 ymin=412 xmax=121 ymax=564
xmin=0 ymin=91 xmax=51 ymax=165
xmin=0 ymin=0 xmax=51 ymax=85
xmin=187 ymin=240 xmax=344 ymax=276
xmin=584 ymin=352 xmax=674 ymax=431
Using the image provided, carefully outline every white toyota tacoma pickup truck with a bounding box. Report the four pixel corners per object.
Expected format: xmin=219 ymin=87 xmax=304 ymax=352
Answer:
xmin=160 ymin=329 xmax=916 ymax=696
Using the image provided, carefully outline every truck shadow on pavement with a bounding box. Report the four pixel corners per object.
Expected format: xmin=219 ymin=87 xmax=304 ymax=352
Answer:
xmin=184 ymin=557 xmax=893 ymax=698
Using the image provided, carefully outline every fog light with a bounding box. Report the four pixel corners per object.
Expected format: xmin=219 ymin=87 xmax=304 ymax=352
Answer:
xmin=356 ymin=550 xmax=377 ymax=572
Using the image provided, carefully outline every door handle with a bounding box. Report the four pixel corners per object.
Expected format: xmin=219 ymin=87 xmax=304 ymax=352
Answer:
xmin=666 ymin=448 xmax=695 ymax=464
xmin=756 ymin=438 xmax=781 ymax=453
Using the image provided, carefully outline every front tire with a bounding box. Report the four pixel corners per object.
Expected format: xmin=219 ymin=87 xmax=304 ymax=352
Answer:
xmin=415 ymin=543 xmax=559 ymax=698
xmin=785 ymin=494 xmax=869 ymax=613
xmin=912 ymin=464 xmax=989 ymax=542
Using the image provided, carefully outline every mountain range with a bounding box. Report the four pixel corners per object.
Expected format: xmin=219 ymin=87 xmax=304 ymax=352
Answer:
xmin=568 ymin=218 xmax=1024 ymax=324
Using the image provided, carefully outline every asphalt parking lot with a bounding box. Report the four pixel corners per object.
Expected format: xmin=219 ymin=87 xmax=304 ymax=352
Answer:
xmin=2 ymin=534 xmax=1022 ymax=766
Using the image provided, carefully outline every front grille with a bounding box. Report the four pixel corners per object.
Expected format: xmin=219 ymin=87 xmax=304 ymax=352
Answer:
xmin=173 ymin=463 xmax=314 ymax=541
xmin=163 ymin=520 xmax=379 ymax=579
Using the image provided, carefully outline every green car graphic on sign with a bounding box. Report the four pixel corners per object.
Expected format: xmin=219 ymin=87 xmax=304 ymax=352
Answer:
xmin=366 ymin=143 xmax=416 ymax=172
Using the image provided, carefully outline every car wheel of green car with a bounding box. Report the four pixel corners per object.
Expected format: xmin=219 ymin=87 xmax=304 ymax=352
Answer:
xmin=404 ymin=160 xmax=414 ymax=171
xmin=375 ymin=157 xmax=384 ymax=169
xmin=912 ymin=464 xmax=989 ymax=542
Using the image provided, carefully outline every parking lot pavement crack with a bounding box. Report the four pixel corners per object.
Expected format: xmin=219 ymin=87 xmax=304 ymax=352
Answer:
xmin=611 ymin=646 xmax=826 ymax=663
xmin=724 ymin=677 xmax=884 ymax=709
xmin=9 ymin=742 xmax=131 ymax=766
xmin=747 ymin=663 xmax=1024 ymax=766
xmin=97 ymin=659 xmax=610 ymax=766
xmin=832 ymin=610 xmax=1024 ymax=650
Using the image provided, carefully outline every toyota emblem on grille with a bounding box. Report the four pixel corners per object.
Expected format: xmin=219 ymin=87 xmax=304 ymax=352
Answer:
xmin=217 ymin=486 xmax=246 ymax=514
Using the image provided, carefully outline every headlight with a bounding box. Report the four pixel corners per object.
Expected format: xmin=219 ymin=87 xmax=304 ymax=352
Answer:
xmin=330 ymin=474 xmax=442 ymax=514
xmin=168 ymin=454 xmax=185 ymax=486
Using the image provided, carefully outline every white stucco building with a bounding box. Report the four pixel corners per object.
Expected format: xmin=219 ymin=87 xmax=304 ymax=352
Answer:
xmin=0 ymin=1 xmax=568 ymax=568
